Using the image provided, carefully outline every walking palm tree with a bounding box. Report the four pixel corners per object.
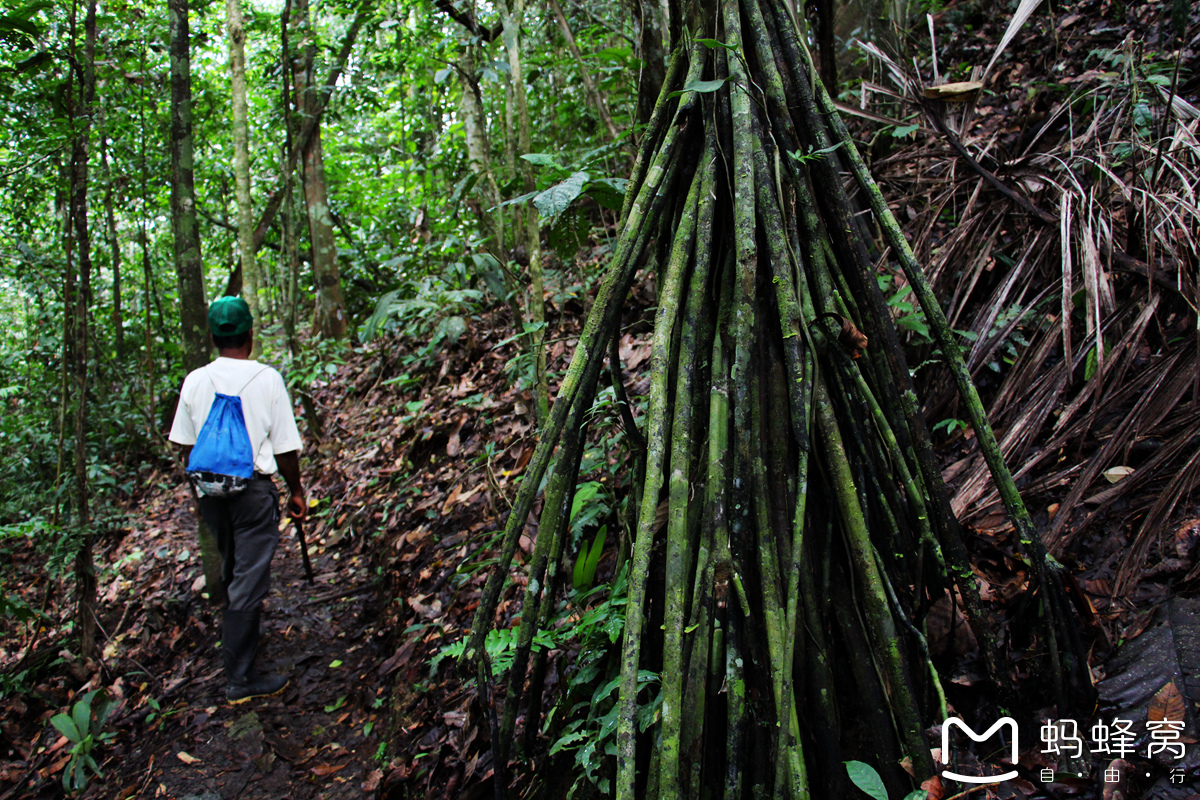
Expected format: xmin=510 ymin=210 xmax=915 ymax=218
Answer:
xmin=463 ymin=0 xmax=1093 ymax=796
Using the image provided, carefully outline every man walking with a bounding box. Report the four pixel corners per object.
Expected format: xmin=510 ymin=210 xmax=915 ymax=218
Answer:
xmin=169 ymin=296 xmax=307 ymax=702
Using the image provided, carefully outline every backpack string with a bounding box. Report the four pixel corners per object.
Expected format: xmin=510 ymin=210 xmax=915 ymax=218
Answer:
xmin=203 ymin=364 xmax=271 ymax=396
xmin=235 ymin=366 xmax=271 ymax=396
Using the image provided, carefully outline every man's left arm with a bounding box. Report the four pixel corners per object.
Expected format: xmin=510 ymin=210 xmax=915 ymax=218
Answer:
xmin=275 ymin=450 xmax=306 ymax=520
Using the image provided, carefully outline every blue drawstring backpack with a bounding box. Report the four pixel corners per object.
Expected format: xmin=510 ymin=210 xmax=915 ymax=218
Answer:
xmin=187 ymin=367 xmax=268 ymax=498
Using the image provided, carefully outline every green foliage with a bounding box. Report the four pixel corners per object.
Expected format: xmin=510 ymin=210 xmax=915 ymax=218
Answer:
xmin=845 ymin=760 xmax=927 ymax=800
xmin=360 ymin=275 xmax=483 ymax=345
xmin=49 ymin=689 xmax=117 ymax=795
xmin=431 ymin=625 xmax=557 ymax=679
xmin=509 ymin=140 xmax=631 ymax=225
xmin=787 ymin=141 xmax=845 ymax=164
xmin=572 ymin=524 xmax=606 ymax=591
xmin=932 ymin=417 xmax=969 ymax=436
xmin=540 ymin=567 xmax=647 ymax=798
xmin=878 ymin=274 xmax=932 ymax=344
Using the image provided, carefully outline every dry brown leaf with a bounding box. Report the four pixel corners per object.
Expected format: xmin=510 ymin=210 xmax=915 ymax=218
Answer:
xmin=1103 ymin=466 xmax=1134 ymax=483
xmin=310 ymin=762 xmax=349 ymax=777
xmin=445 ymin=414 xmax=468 ymax=456
xmin=362 ymin=769 xmax=384 ymax=792
xmin=176 ymin=751 xmax=200 ymax=765
xmin=1147 ymin=680 xmax=1185 ymax=722
xmin=922 ymin=81 xmax=983 ymax=102
xmin=407 ymin=594 xmax=443 ymax=620
xmin=926 ymin=591 xmax=978 ymax=656
xmin=510 ymin=446 xmax=533 ymax=476
xmin=920 ymin=774 xmax=946 ymax=800
xmin=440 ymin=484 xmax=462 ymax=515
xmin=618 ymin=334 xmax=652 ymax=370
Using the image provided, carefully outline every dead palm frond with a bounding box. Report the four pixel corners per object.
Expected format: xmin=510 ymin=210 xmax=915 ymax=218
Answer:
xmin=857 ymin=18 xmax=1200 ymax=596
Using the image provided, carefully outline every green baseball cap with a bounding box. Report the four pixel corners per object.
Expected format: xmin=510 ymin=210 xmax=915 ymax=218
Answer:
xmin=208 ymin=296 xmax=253 ymax=336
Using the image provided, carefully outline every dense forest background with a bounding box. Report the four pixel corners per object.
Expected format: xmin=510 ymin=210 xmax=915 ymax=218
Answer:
xmin=0 ymin=0 xmax=1198 ymax=797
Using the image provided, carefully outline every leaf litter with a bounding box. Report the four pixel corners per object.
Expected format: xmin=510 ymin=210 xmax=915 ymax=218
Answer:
xmin=1 ymin=1 xmax=1199 ymax=797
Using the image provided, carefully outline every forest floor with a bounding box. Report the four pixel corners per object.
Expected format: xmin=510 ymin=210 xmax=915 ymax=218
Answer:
xmin=1 ymin=470 xmax=392 ymax=799
xmin=0 ymin=287 xmax=628 ymax=800
xmin=2 ymin=0 xmax=1199 ymax=796
xmin=2 ymin=287 xmax=1195 ymax=800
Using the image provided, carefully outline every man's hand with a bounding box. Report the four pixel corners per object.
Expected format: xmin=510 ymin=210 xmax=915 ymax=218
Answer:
xmin=287 ymin=492 xmax=307 ymax=521
xmin=275 ymin=450 xmax=305 ymax=520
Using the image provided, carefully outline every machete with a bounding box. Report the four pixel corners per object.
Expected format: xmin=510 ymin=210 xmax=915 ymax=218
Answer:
xmin=294 ymin=516 xmax=315 ymax=583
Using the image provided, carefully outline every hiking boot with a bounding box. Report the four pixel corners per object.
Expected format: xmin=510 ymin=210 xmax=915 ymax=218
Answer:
xmin=222 ymin=608 xmax=289 ymax=703
xmin=227 ymin=671 xmax=288 ymax=703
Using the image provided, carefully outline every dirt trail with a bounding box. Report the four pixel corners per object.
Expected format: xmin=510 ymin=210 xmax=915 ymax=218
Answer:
xmin=83 ymin=482 xmax=386 ymax=800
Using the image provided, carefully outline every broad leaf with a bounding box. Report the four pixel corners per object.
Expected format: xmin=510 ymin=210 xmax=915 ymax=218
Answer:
xmin=50 ymin=713 xmax=81 ymax=742
xmin=582 ymin=525 xmax=607 ymax=587
xmin=845 ymin=761 xmax=888 ymax=800
xmin=1097 ymin=597 xmax=1200 ymax=765
xmin=667 ymin=77 xmax=729 ymax=98
xmin=533 ymin=171 xmax=589 ymax=221
xmin=447 ymin=172 xmax=480 ymax=217
xmin=72 ymin=695 xmax=92 ymax=738
xmin=519 ymin=153 xmax=561 ymax=168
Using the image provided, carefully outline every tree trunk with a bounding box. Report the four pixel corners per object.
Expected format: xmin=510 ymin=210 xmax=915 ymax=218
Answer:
xmin=631 ymin=0 xmax=668 ymax=128
xmin=497 ymin=0 xmax=549 ymax=426
xmin=68 ymin=0 xmax=99 ymax=660
xmin=290 ymin=0 xmax=347 ymax=341
xmin=227 ymin=0 xmax=263 ymax=352
xmin=805 ymin=0 xmax=837 ymax=92
xmin=138 ymin=42 xmax=155 ymax=437
xmin=97 ymin=103 xmax=124 ymax=360
xmin=459 ymin=45 xmax=505 ymax=253
xmin=169 ymin=0 xmax=224 ymax=601
xmin=547 ymin=0 xmax=620 ymax=142
xmin=280 ymin=0 xmax=301 ymax=357
xmin=458 ymin=45 xmax=525 ymax=329
xmin=463 ymin=0 xmax=1094 ymax=796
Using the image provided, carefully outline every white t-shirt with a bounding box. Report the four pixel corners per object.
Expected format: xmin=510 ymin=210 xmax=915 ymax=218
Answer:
xmin=168 ymin=357 xmax=303 ymax=475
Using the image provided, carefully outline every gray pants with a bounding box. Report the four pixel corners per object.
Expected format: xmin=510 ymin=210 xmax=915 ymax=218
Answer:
xmin=198 ymin=476 xmax=280 ymax=612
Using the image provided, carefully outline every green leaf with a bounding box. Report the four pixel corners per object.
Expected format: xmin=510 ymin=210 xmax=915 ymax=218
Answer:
xmin=447 ymin=172 xmax=480 ymax=217
xmin=845 ymin=761 xmax=888 ymax=800
xmin=533 ymin=171 xmax=590 ymax=221
xmin=72 ymin=696 xmax=92 ymax=738
xmin=434 ymin=67 xmax=452 ymax=84
xmin=572 ymin=546 xmax=589 ymax=591
xmin=519 ymin=153 xmax=561 ymax=168
xmin=549 ymin=729 xmax=589 ymax=755
xmin=584 ymin=177 xmax=628 ymax=210
xmin=548 ymin=206 xmax=588 ymax=256
xmin=902 ymin=792 xmax=929 ymax=800
xmin=892 ymin=124 xmax=920 ymax=138
xmin=1084 ymin=342 xmax=1106 ymax=381
xmin=667 ymin=77 xmax=730 ymax=98
xmin=696 ymin=38 xmax=735 ymax=50
xmin=329 ymin=659 xmax=343 ymax=669
xmin=582 ymin=525 xmax=607 ymax=588
xmin=50 ymin=713 xmax=82 ymax=742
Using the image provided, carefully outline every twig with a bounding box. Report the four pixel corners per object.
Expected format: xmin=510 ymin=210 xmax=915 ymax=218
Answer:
xmin=300 ymin=585 xmax=371 ymax=606
xmin=944 ymin=782 xmax=1002 ymax=800
xmin=921 ymin=99 xmax=1056 ymax=225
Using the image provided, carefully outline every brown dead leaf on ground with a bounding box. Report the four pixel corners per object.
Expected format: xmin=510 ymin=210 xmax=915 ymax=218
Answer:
xmin=1147 ymin=680 xmax=1186 ymax=722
